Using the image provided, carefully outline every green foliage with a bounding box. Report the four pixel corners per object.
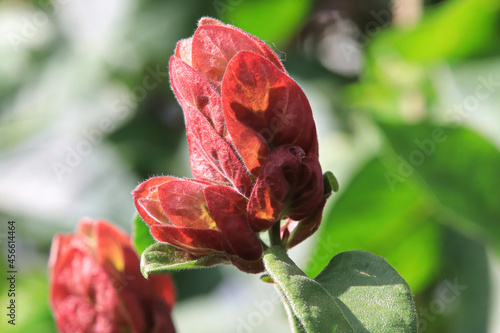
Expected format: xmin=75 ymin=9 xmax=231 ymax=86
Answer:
xmin=346 ymin=0 xmax=500 ymax=122
xmin=2 ymin=0 xmax=500 ymax=331
xmin=307 ymin=157 xmax=441 ymax=293
xmin=0 ymin=269 xmax=56 ymax=332
xmin=409 ymin=227 xmax=491 ymax=333
xmin=379 ymin=122 xmax=500 ymax=250
xmin=309 ymin=121 xmax=500 ymax=330
xmin=324 ymin=171 xmax=340 ymax=194
xmin=223 ymin=0 xmax=311 ymax=45
xmin=264 ymin=246 xmax=417 ymax=333
xmin=264 ymin=246 xmax=353 ymax=332
xmin=140 ymin=243 xmax=229 ymax=278
xmin=373 ymin=0 xmax=499 ymax=64
xmin=131 ymin=213 xmax=226 ymax=301
xmin=131 ymin=213 xmax=156 ymax=257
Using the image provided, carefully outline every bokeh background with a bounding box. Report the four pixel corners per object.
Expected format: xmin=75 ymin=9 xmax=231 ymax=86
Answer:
xmin=1 ymin=0 xmax=500 ymax=331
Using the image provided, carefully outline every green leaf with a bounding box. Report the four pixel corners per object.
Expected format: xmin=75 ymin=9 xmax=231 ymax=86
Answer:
xmin=0 ymin=270 xmax=56 ymax=332
xmin=436 ymin=227 xmax=490 ymax=333
xmin=315 ymin=251 xmax=418 ymax=332
xmin=224 ymin=0 xmax=311 ymax=45
xmin=273 ymin=282 xmax=308 ymax=333
xmin=264 ymin=246 xmax=353 ymax=333
xmin=379 ymin=122 xmax=500 ymax=252
xmin=140 ymin=242 xmax=229 ymax=278
xmin=264 ymin=246 xmax=417 ymax=333
xmin=307 ymin=158 xmax=441 ymax=293
xmin=324 ymin=171 xmax=340 ymax=195
xmin=345 ymin=0 xmax=500 ymax=122
xmin=372 ymin=0 xmax=499 ymax=64
xmin=131 ymin=213 xmax=156 ymax=257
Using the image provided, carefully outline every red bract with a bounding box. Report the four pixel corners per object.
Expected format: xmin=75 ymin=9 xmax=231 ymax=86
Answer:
xmin=49 ymin=218 xmax=176 ymax=333
xmin=133 ymin=17 xmax=327 ymax=273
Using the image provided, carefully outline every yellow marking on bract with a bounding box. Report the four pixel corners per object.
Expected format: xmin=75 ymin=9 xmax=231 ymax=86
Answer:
xmin=201 ymin=205 xmax=218 ymax=230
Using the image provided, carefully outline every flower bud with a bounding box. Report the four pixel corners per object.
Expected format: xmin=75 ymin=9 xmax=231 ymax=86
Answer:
xmin=134 ymin=17 xmax=330 ymax=273
xmin=49 ymin=218 xmax=176 ymax=332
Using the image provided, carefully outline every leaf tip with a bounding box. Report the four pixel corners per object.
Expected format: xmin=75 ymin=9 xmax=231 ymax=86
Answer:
xmin=323 ymin=171 xmax=339 ymax=195
xmin=140 ymin=252 xmax=149 ymax=279
xmin=260 ymin=274 xmax=274 ymax=283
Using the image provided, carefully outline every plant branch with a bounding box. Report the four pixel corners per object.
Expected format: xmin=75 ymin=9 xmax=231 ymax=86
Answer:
xmin=269 ymin=221 xmax=282 ymax=247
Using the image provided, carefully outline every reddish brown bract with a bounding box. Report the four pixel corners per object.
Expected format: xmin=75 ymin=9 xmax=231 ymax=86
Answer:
xmin=133 ymin=17 xmax=326 ymax=273
xmin=49 ymin=218 xmax=176 ymax=333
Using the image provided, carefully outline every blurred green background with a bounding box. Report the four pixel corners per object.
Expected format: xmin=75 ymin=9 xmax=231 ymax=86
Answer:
xmin=0 ymin=0 xmax=499 ymax=332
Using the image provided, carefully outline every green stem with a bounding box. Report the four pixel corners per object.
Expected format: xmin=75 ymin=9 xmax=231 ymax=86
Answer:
xmin=269 ymin=221 xmax=282 ymax=247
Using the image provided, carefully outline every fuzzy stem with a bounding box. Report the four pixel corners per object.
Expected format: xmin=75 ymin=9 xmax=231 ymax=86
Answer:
xmin=269 ymin=221 xmax=282 ymax=247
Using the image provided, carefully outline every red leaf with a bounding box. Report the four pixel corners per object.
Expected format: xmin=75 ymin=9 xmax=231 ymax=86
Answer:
xmin=158 ymin=179 xmax=216 ymax=230
xmin=185 ymin=108 xmax=254 ymax=196
xmin=170 ymin=56 xmax=226 ymax=136
xmin=229 ymin=255 xmax=265 ymax=274
xmin=284 ymin=153 xmax=324 ymax=221
xmin=174 ymin=37 xmax=193 ymax=66
xmin=93 ymin=220 xmax=130 ymax=272
xmin=246 ymin=146 xmax=301 ymax=231
xmin=133 ymin=176 xmax=176 ymax=202
xmin=222 ymin=51 xmax=318 ymax=175
xmin=136 ymin=198 xmax=172 ymax=227
xmin=282 ymin=199 xmax=327 ymax=249
xmin=247 ymin=145 xmax=323 ymax=231
xmin=170 ymin=57 xmax=253 ymax=195
xmin=187 ymin=142 xmax=229 ymax=186
xmin=192 ymin=23 xmax=285 ymax=89
xmin=147 ymin=274 xmax=176 ymax=309
xmin=151 ymin=225 xmax=225 ymax=254
xmin=133 ymin=177 xmax=176 ymax=227
xmin=197 ymin=17 xmax=225 ymax=27
xmin=204 ymin=185 xmax=262 ymax=261
xmin=49 ymin=219 xmax=177 ymax=333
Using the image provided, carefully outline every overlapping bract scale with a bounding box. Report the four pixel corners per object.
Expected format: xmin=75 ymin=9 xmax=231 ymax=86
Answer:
xmin=133 ymin=17 xmax=326 ymax=273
